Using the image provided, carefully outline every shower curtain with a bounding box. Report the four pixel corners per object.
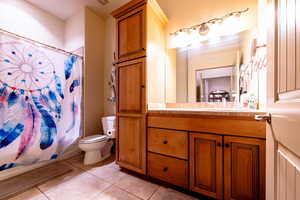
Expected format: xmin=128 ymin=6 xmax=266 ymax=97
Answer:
xmin=0 ymin=32 xmax=82 ymax=171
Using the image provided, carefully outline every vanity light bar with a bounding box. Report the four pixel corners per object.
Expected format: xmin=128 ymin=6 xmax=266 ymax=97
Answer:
xmin=170 ymin=8 xmax=249 ymax=36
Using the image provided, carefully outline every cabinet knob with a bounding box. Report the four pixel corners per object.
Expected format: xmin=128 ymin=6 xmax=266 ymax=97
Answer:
xmin=163 ymin=167 xmax=168 ymax=172
xmin=142 ymin=48 xmax=146 ymax=51
xmin=141 ymin=85 xmax=145 ymax=88
xmin=163 ymin=140 xmax=168 ymax=144
xmin=225 ymin=143 xmax=230 ymax=148
xmin=217 ymin=142 xmax=222 ymax=147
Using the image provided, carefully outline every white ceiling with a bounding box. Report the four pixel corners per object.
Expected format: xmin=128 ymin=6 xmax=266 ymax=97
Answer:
xmin=25 ymin=0 xmax=131 ymax=20
xmin=25 ymin=0 xmax=257 ymax=33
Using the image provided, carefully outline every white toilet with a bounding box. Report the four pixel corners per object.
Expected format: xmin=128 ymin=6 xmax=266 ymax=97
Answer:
xmin=79 ymin=116 xmax=116 ymax=165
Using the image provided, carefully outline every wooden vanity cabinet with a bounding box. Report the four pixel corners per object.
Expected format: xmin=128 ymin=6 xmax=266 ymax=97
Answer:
xmin=223 ymin=136 xmax=265 ymax=200
xmin=148 ymin=152 xmax=188 ymax=188
xmin=118 ymin=116 xmax=146 ymax=174
xmin=116 ymin=57 xmax=146 ymax=174
xmin=113 ymin=2 xmax=146 ymax=62
xmin=189 ymin=133 xmax=223 ymax=199
xmin=147 ymin=128 xmax=189 ymax=188
xmin=112 ymin=0 xmax=167 ymax=175
xmin=148 ymin=128 xmax=188 ymax=159
xmin=148 ymin=113 xmax=266 ymax=200
xmin=117 ymin=58 xmax=146 ymax=114
xmin=189 ymin=133 xmax=266 ymax=200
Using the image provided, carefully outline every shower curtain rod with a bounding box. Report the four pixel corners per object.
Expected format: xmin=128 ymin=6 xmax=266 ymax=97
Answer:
xmin=0 ymin=28 xmax=83 ymax=59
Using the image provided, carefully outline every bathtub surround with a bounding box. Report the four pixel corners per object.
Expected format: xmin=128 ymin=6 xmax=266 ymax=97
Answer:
xmin=0 ymin=32 xmax=83 ymax=171
xmin=0 ymin=162 xmax=72 ymax=200
xmin=0 ymin=0 xmax=110 ymax=180
xmin=64 ymin=7 xmax=107 ymax=137
xmin=0 ymin=146 xmax=79 ymax=181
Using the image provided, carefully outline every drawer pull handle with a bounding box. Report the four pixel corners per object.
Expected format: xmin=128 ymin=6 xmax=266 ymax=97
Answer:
xmin=217 ymin=142 xmax=222 ymax=147
xmin=225 ymin=144 xmax=230 ymax=148
xmin=163 ymin=167 xmax=168 ymax=172
xmin=163 ymin=140 xmax=168 ymax=144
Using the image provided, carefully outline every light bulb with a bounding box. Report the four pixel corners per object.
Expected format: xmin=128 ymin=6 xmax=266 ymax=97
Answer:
xmin=175 ymin=31 xmax=190 ymax=48
xmin=169 ymin=34 xmax=178 ymax=48
xmin=208 ymin=23 xmax=221 ymax=41
xmin=190 ymin=28 xmax=201 ymax=45
xmin=222 ymin=14 xmax=242 ymax=36
xmin=199 ymin=24 xmax=209 ymax=36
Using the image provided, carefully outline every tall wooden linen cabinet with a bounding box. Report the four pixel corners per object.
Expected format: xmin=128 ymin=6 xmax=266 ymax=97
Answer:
xmin=111 ymin=0 xmax=168 ymax=174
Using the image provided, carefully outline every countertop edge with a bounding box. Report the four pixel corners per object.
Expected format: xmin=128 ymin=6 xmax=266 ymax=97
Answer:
xmin=147 ymin=109 xmax=266 ymax=118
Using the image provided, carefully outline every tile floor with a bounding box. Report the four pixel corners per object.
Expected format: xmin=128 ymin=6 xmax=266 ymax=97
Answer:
xmin=7 ymin=154 xmax=203 ymax=200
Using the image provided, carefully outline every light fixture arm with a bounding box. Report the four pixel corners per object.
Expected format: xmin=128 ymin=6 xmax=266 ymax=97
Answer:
xmin=170 ymin=8 xmax=249 ymax=35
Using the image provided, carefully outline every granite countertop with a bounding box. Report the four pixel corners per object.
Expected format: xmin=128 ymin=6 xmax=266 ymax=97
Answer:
xmin=148 ymin=107 xmax=266 ymax=117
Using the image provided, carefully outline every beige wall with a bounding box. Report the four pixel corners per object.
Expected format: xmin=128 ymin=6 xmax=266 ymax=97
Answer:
xmin=64 ymin=8 xmax=85 ymax=52
xmin=103 ymin=16 xmax=116 ymax=116
xmin=0 ymin=0 xmax=65 ymax=49
xmin=84 ymin=8 xmax=105 ymax=136
xmin=165 ymin=49 xmax=177 ymax=103
xmin=146 ymin=3 xmax=168 ymax=104
xmin=176 ymin=49 xmax=188 ymax=102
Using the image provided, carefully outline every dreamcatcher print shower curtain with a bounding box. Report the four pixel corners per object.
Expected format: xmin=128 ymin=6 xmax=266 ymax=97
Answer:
xmin=0 ymin=32 xmax=82 ymax=171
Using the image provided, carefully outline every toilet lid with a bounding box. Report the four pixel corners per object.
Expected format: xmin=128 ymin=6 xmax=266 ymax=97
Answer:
xmin=79 ymin=135 xmax=108 ymax=144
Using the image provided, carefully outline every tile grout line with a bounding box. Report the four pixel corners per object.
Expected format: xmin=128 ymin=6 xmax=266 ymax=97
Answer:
xmin=112 ymin=176 xmax=159 ymax=200
xmin=65 ymin=159 xmax=135 ymax=199
xmin=65 ymin=158 xmax=153 ymax=200
xmin=146 ymin=185 xmax=160 ymax=200
xmin=36 ymin=186 xmax=51 ymax=200
xmin=112 ymin=184 xmax=144 ymax=200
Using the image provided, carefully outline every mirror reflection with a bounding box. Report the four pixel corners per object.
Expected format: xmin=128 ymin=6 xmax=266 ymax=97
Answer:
xmin=166 ymin=30 xmax=257 ymax=104
xmin=196 ymin=66 xmax=235 ymax=102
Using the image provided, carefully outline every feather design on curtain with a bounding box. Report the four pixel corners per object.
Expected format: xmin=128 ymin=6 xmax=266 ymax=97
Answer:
xmin=0 ymin=33 xmax=82 ymax=171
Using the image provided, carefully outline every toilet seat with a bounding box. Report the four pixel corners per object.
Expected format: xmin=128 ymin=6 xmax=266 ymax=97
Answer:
xmin=79 ymin=135 xmax=108 ymax=144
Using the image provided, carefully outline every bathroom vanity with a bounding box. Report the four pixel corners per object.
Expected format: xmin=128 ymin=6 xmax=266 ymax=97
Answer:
xmin=147 ymin=108 xmax=266 ymax=200
xmin=111 ymin=0 xmax=266 ymax=199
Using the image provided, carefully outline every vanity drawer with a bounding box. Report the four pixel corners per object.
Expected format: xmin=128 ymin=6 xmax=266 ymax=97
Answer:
xmin=148 ymin=152 xmax=188 ymax=188
xmin=147 ymin=128 xmax=188 ymax=159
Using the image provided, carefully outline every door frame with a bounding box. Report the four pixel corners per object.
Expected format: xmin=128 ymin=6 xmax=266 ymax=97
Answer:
xmin=266 ymin=0 xmax=278 ymax=199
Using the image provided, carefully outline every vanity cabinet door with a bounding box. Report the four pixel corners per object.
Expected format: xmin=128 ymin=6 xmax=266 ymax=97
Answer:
xmin=190 ymin=133 xmax=223 ymax=200
xmin=117 ymin=58 xmax=145 ymax=114
xmin=115 ymin=5 xmax=146 ymax=62
xmin=117 ymin=115 xmax=146 ymax=174
xmin=224 ymin=136 xmax=265 ymax=200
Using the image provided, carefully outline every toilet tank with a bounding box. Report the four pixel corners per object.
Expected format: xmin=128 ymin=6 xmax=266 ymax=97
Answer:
xmin=102 ymin=116 xmax=116 ymax=133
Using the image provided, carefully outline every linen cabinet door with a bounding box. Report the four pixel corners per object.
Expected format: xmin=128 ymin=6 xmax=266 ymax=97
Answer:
xmin=115 ymin=5 xmax=146 ymax=62
xmin=224 ymin=136 xmax=265 ymax=200
xmin=117 ymin=115 xmax=146 ymax=174
xmin=117 ymin=58 xmax=145 ymax=114
xmin=189 ymin=133 xmax=223 ymax=200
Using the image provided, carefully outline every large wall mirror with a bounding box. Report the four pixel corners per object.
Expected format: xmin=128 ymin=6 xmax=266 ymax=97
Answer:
xmin=168 ymin=30 xmax=254 ymax=103
xmin=162 ymin=0 xmax=267 ymax=107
